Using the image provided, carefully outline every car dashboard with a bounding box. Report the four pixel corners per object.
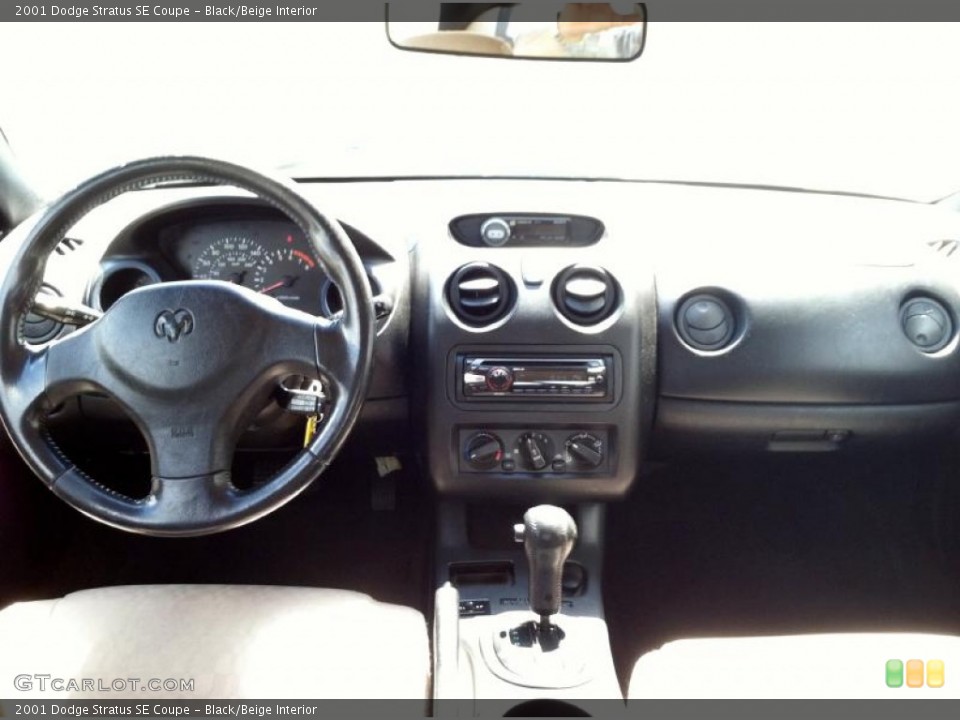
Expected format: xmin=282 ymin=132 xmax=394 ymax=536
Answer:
xmin=31 ymin=177 xmax=960 ymax=502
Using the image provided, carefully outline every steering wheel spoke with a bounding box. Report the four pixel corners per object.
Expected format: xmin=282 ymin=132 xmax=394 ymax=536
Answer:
xmin=314 ymin=317 xmax=357 ymax=401
xmin=256 ymin=304 xmax=325 ymax=375
xmin=7 ymin=325 xmax=102 ymax=430
xmin=139 ymin=405 xmax=234 ymax=481
xmin=42 ymin=325 xmax=103 ymax=405
xmin=147 ymin=473 xmax=235 ymax=530
xmin=256 ymin=306 xmax=358 ymax=417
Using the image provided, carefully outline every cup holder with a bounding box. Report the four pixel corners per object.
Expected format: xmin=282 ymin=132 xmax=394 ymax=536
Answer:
xmin=503 ymin=700 xmax=590 ymax=717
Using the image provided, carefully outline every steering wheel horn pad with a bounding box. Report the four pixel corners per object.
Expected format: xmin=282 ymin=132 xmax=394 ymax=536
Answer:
xmin=94 ymin=281 xmax=311 ymax=394
xmin=0 ymin=157 xmax=376 ymax=536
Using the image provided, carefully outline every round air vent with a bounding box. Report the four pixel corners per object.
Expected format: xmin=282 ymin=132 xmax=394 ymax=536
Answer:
xmin=322 ymin=273 xmax=382 ymax=318
xmin=447 ymin=262 xmax=515 ymax=326
xmin=97 ymin=265 xmax=160 ymax=311
xmin=553 ymin=265 xmax=618 ymax=324
xmin=900 ymin=297 xmax=953 ymax=352
xmin=676 ymin=294 xmax=736 ymax=351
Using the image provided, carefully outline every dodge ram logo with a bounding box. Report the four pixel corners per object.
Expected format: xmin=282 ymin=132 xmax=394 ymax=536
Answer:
xmin=154 ymin=309 xmax=195 ymax=343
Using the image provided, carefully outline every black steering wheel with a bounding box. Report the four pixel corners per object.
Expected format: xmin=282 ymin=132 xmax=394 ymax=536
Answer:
xmin=0 ymin=157 xmax=375 ymax=536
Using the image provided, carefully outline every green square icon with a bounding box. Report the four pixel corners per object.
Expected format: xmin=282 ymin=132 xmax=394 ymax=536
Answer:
xmin=887 ymin=659 xmax=904 ymax=688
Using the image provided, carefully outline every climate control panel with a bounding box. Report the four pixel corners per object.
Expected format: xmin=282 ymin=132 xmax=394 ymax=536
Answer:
xmin=459 ymin=428 xmax=611 ymax=476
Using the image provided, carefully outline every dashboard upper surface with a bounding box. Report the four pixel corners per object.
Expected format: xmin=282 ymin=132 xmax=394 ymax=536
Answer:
xmin=28 ymin=178 xmax=960 ymax=484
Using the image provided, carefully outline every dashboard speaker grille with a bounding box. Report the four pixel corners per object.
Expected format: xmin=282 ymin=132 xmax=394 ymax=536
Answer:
xmin=447 ymin=262 xmax=514 ymax=326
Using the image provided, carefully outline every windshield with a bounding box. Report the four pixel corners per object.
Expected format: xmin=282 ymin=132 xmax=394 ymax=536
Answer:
xmin=2 ymin=21 xmax=959 ymax=201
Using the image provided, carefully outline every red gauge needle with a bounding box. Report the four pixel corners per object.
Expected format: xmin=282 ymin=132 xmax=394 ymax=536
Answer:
xmin=259 ymin=280 xmax=287 ymax=294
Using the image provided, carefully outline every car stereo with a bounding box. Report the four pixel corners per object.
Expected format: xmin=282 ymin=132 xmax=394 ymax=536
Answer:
xmin=461 ymin=356 xmax=611 ymax=401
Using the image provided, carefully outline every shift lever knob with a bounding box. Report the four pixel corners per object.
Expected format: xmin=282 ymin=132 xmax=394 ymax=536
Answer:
xmin=514 ymin=505 xmax=578 ymax=627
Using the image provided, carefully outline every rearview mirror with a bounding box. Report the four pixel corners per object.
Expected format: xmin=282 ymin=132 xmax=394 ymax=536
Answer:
xmin=387 ymin=3 xmax=646 ymax=61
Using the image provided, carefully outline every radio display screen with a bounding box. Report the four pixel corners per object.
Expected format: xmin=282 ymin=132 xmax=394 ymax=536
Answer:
xmin=515 ymin=367 xmax=589 ymax=383
xmin=511 ymin=217 xmax=570 ymax=244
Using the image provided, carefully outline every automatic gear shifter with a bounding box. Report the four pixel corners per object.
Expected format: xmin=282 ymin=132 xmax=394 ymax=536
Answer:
xmin=514 ymin=505 xmax=578 ymax=638
xmin=484 ymin=505 xmax=588 ymax=686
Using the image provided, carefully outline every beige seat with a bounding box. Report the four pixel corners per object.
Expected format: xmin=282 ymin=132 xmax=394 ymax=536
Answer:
xmin=629 ymin=632 xmax=960 ymax=699
xmin=0 ymin=585 xmax=430 ymax=700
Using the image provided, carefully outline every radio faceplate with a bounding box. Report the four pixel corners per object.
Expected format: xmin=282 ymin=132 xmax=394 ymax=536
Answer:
xmin=461 ymin=356 xmax=612 ymax=402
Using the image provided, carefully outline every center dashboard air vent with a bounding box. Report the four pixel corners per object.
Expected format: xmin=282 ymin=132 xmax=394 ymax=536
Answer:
xmin=447 ymin=262 xmax=515 ymax=326
xmin=552 ymin=265 xmax=619 ymax=324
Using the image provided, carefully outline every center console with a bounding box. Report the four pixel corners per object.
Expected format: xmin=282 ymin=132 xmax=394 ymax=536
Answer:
xmin=444 ymin=343 xmax=629 ymax=498
xmin=432 ymin=503 xmax=623 ymax=716
xmin=412 ymin=211 xmax=656 ymax=710
xmin=413 ymin=212 xmax=656 ymax=502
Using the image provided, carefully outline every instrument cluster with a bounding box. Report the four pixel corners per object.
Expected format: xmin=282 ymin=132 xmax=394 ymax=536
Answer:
xmin=94 ymin=217 xmax=343 ymax=316
xmin=168 ymin=219 xmax=330 ymax=314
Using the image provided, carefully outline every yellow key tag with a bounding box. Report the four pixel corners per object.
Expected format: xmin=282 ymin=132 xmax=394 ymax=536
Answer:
xmin=303 ymin=415 xmax=319 ymax=447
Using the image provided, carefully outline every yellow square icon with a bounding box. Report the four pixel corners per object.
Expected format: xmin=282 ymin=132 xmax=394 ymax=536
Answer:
xmin=927 ymin=659 xmax=945 ymax=688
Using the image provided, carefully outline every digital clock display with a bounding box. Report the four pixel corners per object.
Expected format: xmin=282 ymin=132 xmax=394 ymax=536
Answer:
xmin=510 ymin=217 xmax=571 ymax=245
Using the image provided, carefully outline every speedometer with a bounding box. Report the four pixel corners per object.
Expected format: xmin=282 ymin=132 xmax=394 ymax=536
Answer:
xmin=194 ymin=236 xmax=267 ymax=290
xmin=257 ymin=245 xmax=324 ymax=313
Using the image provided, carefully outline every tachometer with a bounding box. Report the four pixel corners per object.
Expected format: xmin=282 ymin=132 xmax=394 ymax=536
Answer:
xmin=194 ymin=236 xmax=267 ymax=289
xmin=257 ymin=245 xmax=324 ymax=313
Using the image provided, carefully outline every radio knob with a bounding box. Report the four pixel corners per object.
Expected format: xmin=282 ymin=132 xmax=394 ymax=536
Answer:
xmin=480 ymin=217 xmax=511 ymax=247
xmin=565 ymin=433 xmax=604 ymax=469
xmin=485 ymin=366 xmax=514 ymax=392
xmin=464 ymin=432 xmax=504 ymax=470
xmin=518 ymin=432 xmax=555 ymax=471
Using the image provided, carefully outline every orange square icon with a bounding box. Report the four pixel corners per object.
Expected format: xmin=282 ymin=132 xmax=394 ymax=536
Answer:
xmin=927 ymin=659 xmax=945 ymax=688
xmin=906 ymin=659 xmax=924 ymax=688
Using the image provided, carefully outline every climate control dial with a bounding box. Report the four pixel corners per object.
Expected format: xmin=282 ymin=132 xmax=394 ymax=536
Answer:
xmin=517 ymin=432 xmax=556 ymax=471
xmin=457 ymin=428 xmax=609 ymax=475
xmin=565 ymin=433 xmax=605 ymax=469
xmin=463 ymin=432 xmax=504 ymax=470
